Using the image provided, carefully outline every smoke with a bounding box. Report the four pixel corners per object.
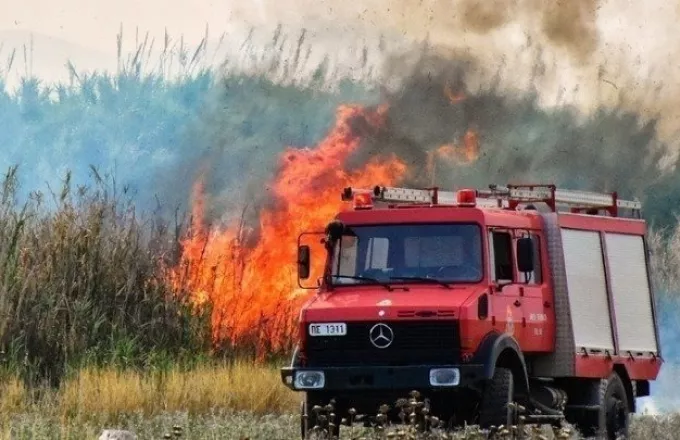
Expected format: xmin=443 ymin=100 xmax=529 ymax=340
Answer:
xmin=176 ymin=0 xmax=680 ymax=234
xmin=228 ymin=0 xmax=602 ymax=60
xmin=219 ymin=0 xmax=680 ymax=150
xmin=534 ymin=0 xmax=600 ymax=62
xmin=341 ymin=49 xmax=667 ymax=203
xmin=639 ymin=294 xmax=680 ymax=413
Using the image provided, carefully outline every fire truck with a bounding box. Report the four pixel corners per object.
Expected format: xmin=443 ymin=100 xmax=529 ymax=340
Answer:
xmin=281 ymin=184 xmax=663 ymax=439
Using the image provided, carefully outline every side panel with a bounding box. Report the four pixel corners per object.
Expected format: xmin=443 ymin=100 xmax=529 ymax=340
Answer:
xmin=530 ymin=213 xmax=576 ymax=377
xmin=604 ymin=233 xmax=659 ymax=355
xmin=561 ymin=228 xmax=615 ymax=352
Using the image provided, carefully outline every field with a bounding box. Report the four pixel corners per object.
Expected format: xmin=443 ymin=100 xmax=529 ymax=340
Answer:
xmin=1 ymin=27 xmax=680 ymax=439
xmin=1 ymin=363 xmax=680 ymax=439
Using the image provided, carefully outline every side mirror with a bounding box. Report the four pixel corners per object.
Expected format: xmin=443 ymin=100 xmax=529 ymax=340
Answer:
xmin=517 ymin=237 xmax=534 ymax=273
xmin=298 ymin=245 xmax=311 ymax=279
xmin=325 ymin=220 xmax=345 ymax=242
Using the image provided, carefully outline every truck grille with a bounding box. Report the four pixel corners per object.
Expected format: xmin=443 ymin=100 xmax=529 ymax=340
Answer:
xmin=304 ymin=320 xmax=460 ymax=367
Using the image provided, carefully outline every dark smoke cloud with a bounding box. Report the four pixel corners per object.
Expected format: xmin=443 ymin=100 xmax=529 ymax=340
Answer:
xmin=218 ymin=0 xmax=680 ymax=150
xmin=227 ymin=0 xmax=603 ymax=64
xmin=454 ymin=0 xmax=601 ymax=63
xmin=537 ymin=0 xmax=601 ymax=62
xmin=458 ymin=0 xmax=516 ymax=32
xmin=176 ymin=42 xmax=677 ymax=227
xmin=347 ymin=49 xmax=668 ymax=204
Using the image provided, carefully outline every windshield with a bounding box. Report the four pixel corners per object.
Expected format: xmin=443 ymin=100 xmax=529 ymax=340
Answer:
xmin=329 ymin=223 xmax=483 ymax=285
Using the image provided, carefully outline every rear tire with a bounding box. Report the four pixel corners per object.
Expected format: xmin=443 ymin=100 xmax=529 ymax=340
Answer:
xmin=479 ymin=367 xmax=515 ymax=429
xmin=572 ymin=372 xmax=630 ymax=440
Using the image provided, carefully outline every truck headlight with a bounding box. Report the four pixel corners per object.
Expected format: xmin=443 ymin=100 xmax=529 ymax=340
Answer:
xmin=294 ymin=371 xmax=325 ymax=389
xmin=429 ymin=368 xmax=460 ymax=387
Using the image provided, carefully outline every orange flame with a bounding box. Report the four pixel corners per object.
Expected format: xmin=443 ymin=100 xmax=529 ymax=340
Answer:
xmin=426 ymin=128 xmax=480 ymax=183
xmin=462 ymin=128 xmax=480 ymax=161
xmin=444 ymin=83 xmax=466 ymax=104
xmin=167 ymin=105 xmax=408 ymax=356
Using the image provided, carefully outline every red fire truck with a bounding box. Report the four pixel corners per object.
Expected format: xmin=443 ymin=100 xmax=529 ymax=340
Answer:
xmin=281 ymin=184 xmax=663 ymax=439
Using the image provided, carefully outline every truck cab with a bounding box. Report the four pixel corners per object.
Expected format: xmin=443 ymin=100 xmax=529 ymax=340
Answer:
xmin=281 ymin=184 xmax=663 ymax=439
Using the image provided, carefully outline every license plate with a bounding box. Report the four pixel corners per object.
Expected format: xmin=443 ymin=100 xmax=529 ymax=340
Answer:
xmin=309 ymin=323 xmax=347 ymax=336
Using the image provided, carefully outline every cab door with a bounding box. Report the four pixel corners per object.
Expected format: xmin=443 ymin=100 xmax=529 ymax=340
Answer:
xmin=513 ymin=231 xmax=553 ymax=352
xmin=487 ymin=229 xmax=524 ymax=342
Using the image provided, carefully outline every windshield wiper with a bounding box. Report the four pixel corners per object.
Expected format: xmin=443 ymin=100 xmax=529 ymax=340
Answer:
xmin=330 ymin=275 xmax=404 ymax=291
xmin=389 ymin=276 xmax=452 ymax=289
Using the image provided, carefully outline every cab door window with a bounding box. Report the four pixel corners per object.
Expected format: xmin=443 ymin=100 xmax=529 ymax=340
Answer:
xmin=489 ymin=230 xmax=514 ymax=283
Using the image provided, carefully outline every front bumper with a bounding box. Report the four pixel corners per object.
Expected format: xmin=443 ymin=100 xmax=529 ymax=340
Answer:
xmin=281 ymin=364 xmax=486 ymax=392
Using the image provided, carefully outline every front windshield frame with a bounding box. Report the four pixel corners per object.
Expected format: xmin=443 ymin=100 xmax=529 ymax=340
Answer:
xmin=327 ymin=222 xmax=485 ymax=287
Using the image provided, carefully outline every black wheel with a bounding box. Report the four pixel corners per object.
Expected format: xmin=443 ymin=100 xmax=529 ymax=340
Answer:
xmin=572 ymin=372 xmax=630 ymax=439
xmin=479 ymin=367 xmax=515 ymax=429
xmin=300 ymin=394 xmax=340 ymax=439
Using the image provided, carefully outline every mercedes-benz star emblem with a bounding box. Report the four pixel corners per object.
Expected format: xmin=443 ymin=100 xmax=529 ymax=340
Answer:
xmin=369 ymin=323 xmax=394 ymax=349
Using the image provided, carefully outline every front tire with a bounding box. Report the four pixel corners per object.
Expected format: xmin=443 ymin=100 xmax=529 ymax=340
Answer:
xmin=479 ymin=367 xmax=515 ymax=429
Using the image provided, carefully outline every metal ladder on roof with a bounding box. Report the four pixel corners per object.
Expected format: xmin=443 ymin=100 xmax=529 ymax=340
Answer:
xmin=341 ymin=184 xmax=642 ymax=217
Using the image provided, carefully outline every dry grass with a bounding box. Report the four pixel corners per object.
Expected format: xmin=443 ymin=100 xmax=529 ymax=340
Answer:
xmin=59 ymin=360 xmax=298 ymax=417
xmin=0 ymin=359 xmax=678 ymax=439
xmin=1 ymin=367 xmax=679 ymax=439
xmin=0 ymin=360 xmax=297 ymax=422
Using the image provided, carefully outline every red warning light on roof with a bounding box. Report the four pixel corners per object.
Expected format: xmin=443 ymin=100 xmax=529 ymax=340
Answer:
xmin=456 ymin=189 xmax=477 ymax=207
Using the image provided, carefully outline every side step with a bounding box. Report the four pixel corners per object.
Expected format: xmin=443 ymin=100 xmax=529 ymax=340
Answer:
xmin=512 ymin=400 xmax=566 ymax=426
xmin=565 ymin=404 xmax=600 ymax=412
xmin=522 ymin=414 xmax=565 ymax=424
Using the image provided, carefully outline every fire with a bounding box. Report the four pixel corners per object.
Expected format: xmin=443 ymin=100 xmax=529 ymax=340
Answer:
xmin=444 ymin=82 xmax=467 ymax=104
xmin=426 ymin=128 xmax=480 ymax=182
xmin=424 ymin=84 xmax=479 ymax=182
xmin=167 ymin=104 xmax=408 ymax=356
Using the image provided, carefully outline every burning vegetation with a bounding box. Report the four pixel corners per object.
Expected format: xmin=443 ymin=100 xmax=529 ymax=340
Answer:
xmin=167 ymin=104 xmax=408 ymax=355
xmin=167 ymin=50 xmax=669 ymax=358
xmin=166 ymin=68 xmax=490 ymax=356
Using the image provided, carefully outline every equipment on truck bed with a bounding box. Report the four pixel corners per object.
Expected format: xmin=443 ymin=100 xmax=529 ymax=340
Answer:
xmin=283 ymin=182 xmax=661 ymax=440
xmin=341 ymin=183 xmax=642 ymax=217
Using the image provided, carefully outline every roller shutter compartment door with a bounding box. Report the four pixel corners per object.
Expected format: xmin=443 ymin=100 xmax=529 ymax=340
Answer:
xmin=560 ymin=228 xmax=615 ymax=352
xmin=604 ymin=233 xmax=658 ymax=354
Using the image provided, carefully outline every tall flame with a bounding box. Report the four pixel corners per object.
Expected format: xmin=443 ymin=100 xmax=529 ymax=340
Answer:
xmin=168 ymin=104 xmax=408 ymax=356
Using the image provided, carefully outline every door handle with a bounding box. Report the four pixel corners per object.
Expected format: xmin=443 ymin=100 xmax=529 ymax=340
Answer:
xmin=514 ymin=300 xmax=521 ymax=307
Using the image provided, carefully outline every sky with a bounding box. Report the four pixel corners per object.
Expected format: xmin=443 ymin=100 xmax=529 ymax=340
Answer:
xmin=0 ymin=0 xmax=238 ymax=53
